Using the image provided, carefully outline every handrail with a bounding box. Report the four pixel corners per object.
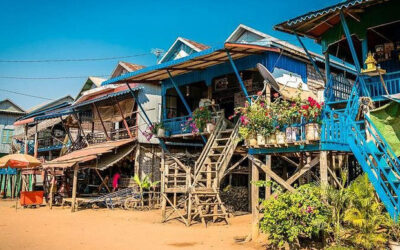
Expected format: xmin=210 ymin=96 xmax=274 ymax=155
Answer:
xmin=365 ymin=115 xmax=400 ymax=166
xmin=194 ymin=111 xmax=225 ymax=176
xmin=349 ymin=121 xmax=400 ymax=202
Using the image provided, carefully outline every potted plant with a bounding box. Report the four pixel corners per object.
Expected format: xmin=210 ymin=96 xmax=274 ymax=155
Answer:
xmin=192 ymin=107 xmax=212 ymax=133
xmin=149 ymin=122 xmax=166 ymax=138
xmin=301 ymin=97 xmax=323 ymax=141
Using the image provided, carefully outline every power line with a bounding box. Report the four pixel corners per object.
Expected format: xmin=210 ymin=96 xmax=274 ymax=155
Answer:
xmin=0 ymin=88 xmax=54 ymax=100
xmin=0 ymin=53 xmax=152 ymax=63
xmin=0 ymin=74 xmax=109 ymax=80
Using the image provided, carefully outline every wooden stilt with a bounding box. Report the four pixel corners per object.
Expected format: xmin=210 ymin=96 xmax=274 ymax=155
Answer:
xmin=49 ymin=173 xmax=55 ymax=209
xmin=251 ymin=157 xmax=259 ymax=240
xmin=161 ymin=149 xmax=166 ymax=222
xmin=116 ymin=101 xmax=133 ymax=139
xmin=34 ymin=124 xmax=38 ymax=158
xmin=320 ymin=151 xmax=328 ymax=186
xmin=92 ymin=103 xmax=110 ymax=141
xmin=71 ymin=164 xmax=79 ymax=212
xmin=265 ymin=155 xmax=271 ymax=199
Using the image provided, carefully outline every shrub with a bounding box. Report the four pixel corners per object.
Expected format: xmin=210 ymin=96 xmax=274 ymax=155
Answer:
xmin=260 ymin=184 xmax=331 ymax=247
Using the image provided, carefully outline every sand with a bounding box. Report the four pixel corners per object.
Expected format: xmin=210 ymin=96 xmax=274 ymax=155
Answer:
xmin=0 ymin=200 xmax=264 ymax=250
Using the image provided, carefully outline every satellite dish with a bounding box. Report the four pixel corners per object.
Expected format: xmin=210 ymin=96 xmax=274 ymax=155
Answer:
xmin=256 ymin=63 xmax=280 ymax=92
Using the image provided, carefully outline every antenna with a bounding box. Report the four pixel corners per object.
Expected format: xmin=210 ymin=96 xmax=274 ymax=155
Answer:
xmin=151 ymin=48 xmax=165 ymax=63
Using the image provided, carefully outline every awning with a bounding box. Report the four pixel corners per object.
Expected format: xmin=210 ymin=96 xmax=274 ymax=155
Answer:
xmin=13 ymin=117 xmax=65 ymax=140
xmin=102 ymin=42 xmax=279 ymax=85
xmin=274 ymin=0 xmax=380 ymax=39
xmin=73 ymin=83 xmax=142 ymax=108
xmin=42 ymin=139 xmax=136 ymax=169
xmin=14 ymin=117 xmax=34 ymax=126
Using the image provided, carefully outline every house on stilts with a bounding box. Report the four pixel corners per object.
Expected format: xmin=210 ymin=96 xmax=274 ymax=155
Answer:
xmin=271 ymin=0 xmax=400 ymax=226
xmin=101 ymin=25 xmax=355 ymax=226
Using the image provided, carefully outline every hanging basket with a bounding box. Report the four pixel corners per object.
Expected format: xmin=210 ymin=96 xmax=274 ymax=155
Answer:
xmin=305 ymin=123 xmax=320 ymax=141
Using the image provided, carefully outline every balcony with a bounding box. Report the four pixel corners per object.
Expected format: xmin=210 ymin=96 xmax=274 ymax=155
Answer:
xmin=365 ymin=71 xmax=400 ymax=100
xmin=162 ymin=111 xmax=224 ymax=138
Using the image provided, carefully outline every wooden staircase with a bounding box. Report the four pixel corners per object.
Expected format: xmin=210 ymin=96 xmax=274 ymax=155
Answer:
xmin=161 ymin=113 xmax=240 ymax=226
xmin=190 ymin=116 xmax=240 ymax=226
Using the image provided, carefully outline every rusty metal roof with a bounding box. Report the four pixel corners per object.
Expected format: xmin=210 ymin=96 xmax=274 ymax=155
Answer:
xmin=43 ymin=139 xmax=135 ymax=169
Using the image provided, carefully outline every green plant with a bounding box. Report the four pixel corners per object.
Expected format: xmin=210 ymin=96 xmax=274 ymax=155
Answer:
xmin=260 ymin=184 xmax=331 ymax=247
xmin=342 ymin=174 xmax=389 ymax=249
xmin=133 ymin=174 xmax=160 ymax=207
xmin=191 ymin=106 xmax=212 ymax=132
xmin=325 ymin=171 xmax=350 ymax=246
xmin=149 ymin=122 xmax=165 ymax=135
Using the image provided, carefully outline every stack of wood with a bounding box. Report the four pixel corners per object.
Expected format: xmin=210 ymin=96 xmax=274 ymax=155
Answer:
xmin=169 ymin=152 xmax=200 ymax=167
xmin=220 ymin=186 xmax=248 ymax=212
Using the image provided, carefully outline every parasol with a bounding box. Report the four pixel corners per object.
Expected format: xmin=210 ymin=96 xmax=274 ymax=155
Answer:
xmin=0 ymin=154 xmax=41 ymax=168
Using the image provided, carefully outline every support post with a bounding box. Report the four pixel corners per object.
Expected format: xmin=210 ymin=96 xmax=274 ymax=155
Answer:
xmin=251 ymin=157 xmax=260 ymax=239
xmin=296 ymin=33 xmax=325 ymax=83
xmin=71 ymin=164 xmax=79 ymax=212
xmin=34 ymin=124 xmax=38 ymax=158
xmin=324 ymin=52 xmax=331 ymax=84
xmin=73 ymin=112 xmax=89 ymax=145
xmin=24 ymin=124 xmax=28 ymax=154
xmin=226 ymin=50 xmax=251 ymax=102
xmin=92 ymin=104 xmax=110 ymax=141
xmin=166 ymin=70 xmax=206 ymax=144
xmin=265 ymin=155 xmax=271 ymax=200
xmin=320 ymin=151 xmax=328 ymax=186
xmin=116 ymin=101 xmax=133 ymax=139
xmin=161 ymin=149 xmax=166 ymax=222
xmin=166 ymin=70 xmax=192 ymax=116
xmin=339 ymin=11 xmax=368 ymax=95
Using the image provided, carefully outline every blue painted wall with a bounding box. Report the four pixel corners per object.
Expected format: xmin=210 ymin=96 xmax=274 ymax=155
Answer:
xmin=161 ymin=51 xmax=308 ymax=95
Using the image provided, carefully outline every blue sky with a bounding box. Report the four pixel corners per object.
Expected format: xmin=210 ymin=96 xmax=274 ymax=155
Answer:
xmin=0 ymin=0 xmax=339 ymax=110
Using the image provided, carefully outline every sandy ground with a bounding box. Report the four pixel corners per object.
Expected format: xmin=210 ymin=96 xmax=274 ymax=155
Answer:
xmin=0 ymin=200 xmax=264 ymax=250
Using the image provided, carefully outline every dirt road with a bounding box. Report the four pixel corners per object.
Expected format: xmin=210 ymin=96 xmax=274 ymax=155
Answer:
xmin=0 ymin=201 xmax=263 ymax=250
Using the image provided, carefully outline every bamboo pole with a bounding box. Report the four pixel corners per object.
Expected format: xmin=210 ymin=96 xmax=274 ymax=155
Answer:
xmin=92 ymin=103 xmax=110 ymax=141
xmin=251 ymin=158 xmax=259 ymax=240
xmin=116 ymin=101 xmax=133 ymax=139
xmin=71 ymin=164 xmax=79 ymax=212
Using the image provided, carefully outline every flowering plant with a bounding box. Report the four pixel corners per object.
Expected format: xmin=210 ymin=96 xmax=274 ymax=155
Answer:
xmin=300 ymin=97 xmax=323 ymax=123
xmin=182 ymin=106 xmax=212 ymax=134
xmin=149 ymin=122 xmax=165 ymax=135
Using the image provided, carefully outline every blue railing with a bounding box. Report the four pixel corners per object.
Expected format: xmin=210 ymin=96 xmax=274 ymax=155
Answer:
xmin=325 ymin=74 xmax=353 ymax=103
xmin=365 ymin=72 xmax=400 ymax=100
xmin=163 ymin=115 xmax=192 ymax=136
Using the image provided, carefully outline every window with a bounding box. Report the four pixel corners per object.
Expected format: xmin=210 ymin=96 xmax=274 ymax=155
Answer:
xmin=1 ymin=129 xmax=13 ymax=144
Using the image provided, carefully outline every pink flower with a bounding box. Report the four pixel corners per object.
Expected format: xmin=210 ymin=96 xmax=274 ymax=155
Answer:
xmin=240 ymin=116 xmax=249 ymax=126
xmin=228 ymin=115 xmax=234 ymax=120
xmin=273 ymin=93 xmax=279 ymax=98
xmin=257 ymin=91 xmax=262 ymax=96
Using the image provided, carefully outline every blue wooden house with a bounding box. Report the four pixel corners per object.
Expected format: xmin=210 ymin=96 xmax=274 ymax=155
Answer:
xmin=0 ymin=99 xmax=26 ymax=156
xmin=101 ymin=24 xmax=356 ymax=225
xmin=274 ymin=0 xmax=400 ymax=221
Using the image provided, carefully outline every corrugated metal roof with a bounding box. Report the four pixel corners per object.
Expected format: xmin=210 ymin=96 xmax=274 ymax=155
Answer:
xmin=286 ymin=0 xmax=369 ymax=26
xmin=274 ymin=0 xmax=380 ymax=39
xmin=43 ymin=139 xmax=135 ymax=169
xmin=102 ymin=43 xmax=278 ymax=85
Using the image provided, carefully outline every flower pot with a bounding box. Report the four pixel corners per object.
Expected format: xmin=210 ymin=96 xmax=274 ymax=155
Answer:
xmin=285 ymin=127 xmax=299 ymax=143
xmin=305 ymin=123 xmax=320 ymax=141
xmin=157 ymin=128 xmax=165 ymax=138
xmin=206 ymin=123 xmax=215 ymax=133
xmin=275 ymin=131 xmax=286 ymax=144
xmin=266 ymin=133 xmax=276 ymax=144
xmin=257 ymin=134 xmax=265 ymax=146
xmin=249 ymin=135 xmax=257 ymax=147
xmin=389 ymin=241 xmax=400 ymax=250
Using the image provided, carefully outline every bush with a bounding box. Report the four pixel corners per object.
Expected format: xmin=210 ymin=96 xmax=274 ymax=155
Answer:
xmin=260 ymin=184 xmax=331 ymax=247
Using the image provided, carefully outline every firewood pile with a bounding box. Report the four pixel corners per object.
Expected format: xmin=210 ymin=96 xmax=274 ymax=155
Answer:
xmin=220 ymin=185 xmax=248 ymax=212
xmin=168 ymin=152 xmax=200 ymax=167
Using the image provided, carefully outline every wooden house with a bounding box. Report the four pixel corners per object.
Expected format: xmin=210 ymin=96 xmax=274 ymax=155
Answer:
xmin=101 ymin=25 xmax=355 ymax=226
xmin=0 ymin=99 xmax=26 ymax=156
xmin=272 ymin=0 xmax=400 ymax=225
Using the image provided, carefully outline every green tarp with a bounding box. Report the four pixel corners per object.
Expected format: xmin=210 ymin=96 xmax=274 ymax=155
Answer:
xmin=369 ymin=101 xmax=400 ymax=157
